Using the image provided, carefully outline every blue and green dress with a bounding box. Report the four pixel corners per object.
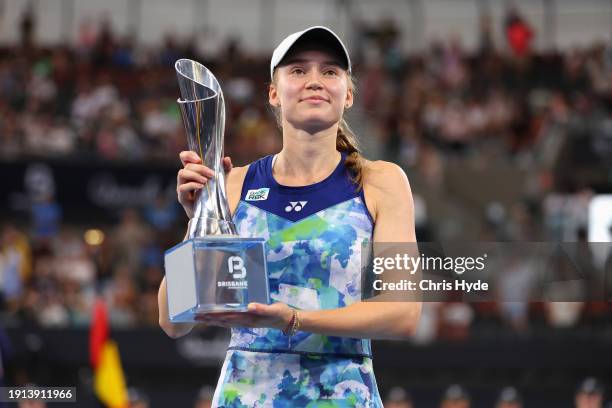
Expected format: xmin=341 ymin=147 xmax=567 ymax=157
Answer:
xmin=212 ymin=152 xmax=382 ymax=407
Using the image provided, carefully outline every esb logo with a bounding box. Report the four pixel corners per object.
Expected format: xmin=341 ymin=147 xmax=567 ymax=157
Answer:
xmin=228 ymin=256 xmax=246 ymax=279
xmin=246 ymin=188 xmax=269 ymax=201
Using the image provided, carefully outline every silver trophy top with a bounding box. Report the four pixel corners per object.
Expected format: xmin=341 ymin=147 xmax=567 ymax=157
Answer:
xmin=175 ymin=59 xmax=237 ymax=237
xmin=175 ymin=59 xmax=221 ymax=102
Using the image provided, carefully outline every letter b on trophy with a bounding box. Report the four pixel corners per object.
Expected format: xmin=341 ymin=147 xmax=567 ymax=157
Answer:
xmin=164 ymin=59 xmax=269 ymax=322
xmin=228 ymin=256 xmax=246 ymax=279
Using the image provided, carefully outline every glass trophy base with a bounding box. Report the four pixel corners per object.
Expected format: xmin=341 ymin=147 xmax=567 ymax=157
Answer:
xmin=164 ymin=236 xmax=269 ymax=323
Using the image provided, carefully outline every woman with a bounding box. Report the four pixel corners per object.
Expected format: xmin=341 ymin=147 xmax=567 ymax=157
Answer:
xmin=158 ymin=26 xmax=421 ymax=407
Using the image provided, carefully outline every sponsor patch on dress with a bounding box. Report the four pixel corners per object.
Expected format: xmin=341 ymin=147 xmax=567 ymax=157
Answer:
xmin=245 ymin=188 xmax=270 ymax=201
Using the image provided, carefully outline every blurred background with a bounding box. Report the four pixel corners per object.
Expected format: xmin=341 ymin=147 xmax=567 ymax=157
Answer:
xmin=0 ymin=0 xmax=611 ymax=407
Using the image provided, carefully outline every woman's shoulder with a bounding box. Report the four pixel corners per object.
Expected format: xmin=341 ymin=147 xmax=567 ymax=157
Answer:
xmin=226 ymin=164 xmax=250 ymax=189
xmin=226 ymin=153 xmax=272 ymax=195
xmin=363 ymin=160 xmax=413 ymax=228
xmin=360 ymin=159 xmax=413 ymax=224
xmin=226 ymin=164 xmax=250 ymax=216
xmin=361 ymin=158 xmax=410 ymax=193
xmin=227 ymin=153 xmax=274 ymax=184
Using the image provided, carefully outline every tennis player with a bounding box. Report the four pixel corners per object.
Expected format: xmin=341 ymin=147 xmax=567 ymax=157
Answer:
xmin=158 ymin=26 xmax=421 ymax=407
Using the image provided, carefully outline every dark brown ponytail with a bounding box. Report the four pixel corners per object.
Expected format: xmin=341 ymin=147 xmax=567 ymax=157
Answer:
xmin=336 ymin=118 xmax=364 ymax=190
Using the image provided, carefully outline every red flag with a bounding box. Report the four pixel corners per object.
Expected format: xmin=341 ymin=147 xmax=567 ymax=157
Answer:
xmin=90 ymin=298 xmax=109 ymax=369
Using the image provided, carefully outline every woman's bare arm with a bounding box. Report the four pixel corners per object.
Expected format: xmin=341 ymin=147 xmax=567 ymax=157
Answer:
xmin=158 ymin=275 xmax=198 ymax=338
xmin=295 ymin=160 xmax=422 ymax=340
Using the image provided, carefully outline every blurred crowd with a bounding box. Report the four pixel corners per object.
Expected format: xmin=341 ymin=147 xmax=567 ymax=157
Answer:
xmin=0 ymin=207 xmax=180 ymax=329
xmin=380 ymin=378 xmax=610 ymax=408
xmin=0 ymin=12 xmax=281 ymax=164
xmin=16 ymin=377 xmax=608 ymax=408
xmin=1 ymin=8 xmax=611 ymax=335
xmin=103 ymin=377 xmax=612 ymax=408
xmin=1 ymin=9 xmax=611 ymax=166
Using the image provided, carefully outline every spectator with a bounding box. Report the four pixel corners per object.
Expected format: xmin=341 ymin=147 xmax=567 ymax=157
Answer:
xmin=575 ymin=378 xmax=604 ymax=408
xmin=194 ymin=385 xmax=215 ymax=408
xmin=0 ymin=225 xmax=31 ymax=309
xmin=30 ymin=193 xmax=62 ymax=243
xmin=112 ymin=209 xmax=150 ymax=272
xmin=385 ymin=386 xmax=413 ymax=408
xmin=496 ymin=386 xmax=523 ymax=408
xmin=440 ymin=384 xmax=470 ymax=408
xmin=504 ymin=7 xmax=533 ymax=58
xmin=128 ymin=387 xmax=150 ymax=408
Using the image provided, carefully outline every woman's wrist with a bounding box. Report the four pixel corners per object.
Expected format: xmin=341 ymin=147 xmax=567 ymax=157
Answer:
xmin=282 ymin=308 xmax=300 ymax=336
xmin=286 ymin=308 xmax=294 ymax=328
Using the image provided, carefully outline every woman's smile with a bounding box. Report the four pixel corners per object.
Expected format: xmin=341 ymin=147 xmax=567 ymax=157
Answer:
xmin=301 ymin=96 xmax=329 ymax=104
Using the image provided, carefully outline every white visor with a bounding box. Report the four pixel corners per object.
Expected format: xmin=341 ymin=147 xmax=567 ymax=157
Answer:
xmin=270 ymin=26 xmax=351 ymax=80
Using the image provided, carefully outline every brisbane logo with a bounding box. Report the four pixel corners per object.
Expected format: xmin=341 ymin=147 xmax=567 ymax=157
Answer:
xmin=227 ymin=256 xmax=246 ymax=279
xmin=219 ymin=256 xmax=248 ymax=288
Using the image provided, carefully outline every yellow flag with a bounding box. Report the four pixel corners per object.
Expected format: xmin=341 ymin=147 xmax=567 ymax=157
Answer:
xmin=94 ymin=340 xmax=129 ymax=408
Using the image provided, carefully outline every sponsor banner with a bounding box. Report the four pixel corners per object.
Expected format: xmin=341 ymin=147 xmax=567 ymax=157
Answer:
xmin=0 ymin=159 xmax=178 ymax=223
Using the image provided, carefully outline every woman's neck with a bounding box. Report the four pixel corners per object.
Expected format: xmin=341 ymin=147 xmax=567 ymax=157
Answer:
xmin=274 ymin=122 xmax=340 ymax=186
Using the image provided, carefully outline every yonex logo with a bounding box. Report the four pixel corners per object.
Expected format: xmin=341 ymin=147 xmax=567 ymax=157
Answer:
xmin=246 ymin=188 xmax=270 ymax=201
xmin=285 ymin=201 xmax=307 ymax=212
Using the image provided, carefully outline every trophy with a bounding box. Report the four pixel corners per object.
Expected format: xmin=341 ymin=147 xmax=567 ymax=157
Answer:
xmin=164 ymin=59 xmax=269 ymax=322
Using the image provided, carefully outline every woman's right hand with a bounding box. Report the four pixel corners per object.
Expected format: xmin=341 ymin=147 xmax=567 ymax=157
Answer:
xmin=177 ymin=151 xmax=233 ymax=219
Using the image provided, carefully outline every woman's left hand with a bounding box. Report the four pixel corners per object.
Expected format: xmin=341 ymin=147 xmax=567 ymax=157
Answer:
xmin=195 ymin=302 xmax=293 ymax=330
